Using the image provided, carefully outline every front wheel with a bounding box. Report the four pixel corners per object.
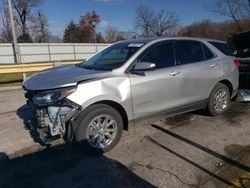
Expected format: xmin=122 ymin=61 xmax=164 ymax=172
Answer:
xmin=206 ymin=83 xmax=230 ymax=116
xmin=74 ymin=104 xmax=123 ymax=154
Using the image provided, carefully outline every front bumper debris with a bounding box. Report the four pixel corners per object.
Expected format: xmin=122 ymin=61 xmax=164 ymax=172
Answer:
xmin=35 ymin=105 xmax=80 ymax=145
xmin=24 ymin=90 xmax=81 ymax=145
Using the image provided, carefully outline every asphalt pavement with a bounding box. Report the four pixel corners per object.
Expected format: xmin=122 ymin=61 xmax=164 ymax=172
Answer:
xmin=0 ymin=88 xmax=249 ymax=188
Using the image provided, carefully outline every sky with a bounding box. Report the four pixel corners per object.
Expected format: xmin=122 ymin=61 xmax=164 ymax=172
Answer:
xmin=41 ymin=0 xmax=227 ymax=37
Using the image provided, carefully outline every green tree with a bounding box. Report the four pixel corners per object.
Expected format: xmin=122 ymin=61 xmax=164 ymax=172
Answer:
xmin=63 ymin=21 xmax=82 ymax=43
xmin=18 ymin=33 xmax=33 ymax=43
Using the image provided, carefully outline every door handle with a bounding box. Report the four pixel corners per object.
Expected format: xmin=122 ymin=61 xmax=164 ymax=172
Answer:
xmin=170 ymin=71 xmax=180 ymax=76
xmin=210 ymin=64 xmax=217 ymax=68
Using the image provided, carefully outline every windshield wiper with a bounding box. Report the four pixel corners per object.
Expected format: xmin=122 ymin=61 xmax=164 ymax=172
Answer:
xmin=80 ymin=64 xmax=113 ymax=71
xmin=80 ymin=65 xmax=95 ymax=70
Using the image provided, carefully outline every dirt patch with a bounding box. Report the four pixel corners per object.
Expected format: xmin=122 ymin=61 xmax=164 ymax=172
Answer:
xmin=211 ymin=144 xmax=250 ymax=188
xmin=0 ymin=110 xmax=17 ymax=116
xmin=163 ymin=113 xmax=195 ymax=128
xmin=222 ymin=102 xmax=249 ymax=126
xmin=224 ymin=144 xmax=250 ymax=159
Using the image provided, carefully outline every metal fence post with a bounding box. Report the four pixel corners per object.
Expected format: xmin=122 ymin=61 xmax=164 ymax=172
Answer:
xmin=22 ymin=72 xmax=26 ymax=80
xmin=95 ymin=44 xmax=98 ymax=53
xmin=48 ymin=43 xmax=51 ymax=62
xmin=53 ymin=60 xmax=61 ymax=67
xmin=73 ymin=44 xmax=77 ymax=60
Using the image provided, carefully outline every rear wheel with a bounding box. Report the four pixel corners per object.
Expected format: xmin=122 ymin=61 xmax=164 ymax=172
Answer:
xmin=74 ymin=104 xmax=123 ymax=154
xmin=206 ymin=83 xmax=230 ymax=116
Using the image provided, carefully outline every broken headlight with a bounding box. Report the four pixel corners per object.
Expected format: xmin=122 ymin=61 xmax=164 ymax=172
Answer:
xmin=33 ymin=87 xmax=76 ymax=106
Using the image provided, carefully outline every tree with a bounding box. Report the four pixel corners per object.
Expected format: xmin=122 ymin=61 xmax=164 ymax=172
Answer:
xmin=105 ymin=26 xmax=125 ymax=43
xmin=134 ymin=5 xmax=154 ymax=37
xmin=18 ymin=33 xmax=32 ymax=42
xmin=178 ymin=19 xmax=219 ymax=39
xmin=95 ymin=32 xmax=105 ymax=43
xmin=63 ymin=12 xmax=102 ymax=43
xmin=13 ymin=0 xmax=43 ymax=42
xmin=0 ymin=0 xmax=49 ymax=43
xmin=178 ymin=19 xmax=250 ymax=48
xmin=79 ymin=11 xmax=100 ymax=42
xmin=150 ymin=10 xmax=179 ymax=36
xmin=63 ymin=21 xmax=82 ymax=43
xmin=207 ymin=0 xmax=250 ymax=30
xmin=0 ymin=0 xmax=12 ymax=42
xmin=49 ymin=35 xmax=63 ymax=43
xmin=33 ymin=10 xmax=49 ymax=42
xmin=135 ymin=4 xmax=180 ymax=37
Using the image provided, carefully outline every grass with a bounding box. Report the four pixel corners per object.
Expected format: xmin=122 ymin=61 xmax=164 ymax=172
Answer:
xmin=0 ymin=59 xmax=85 ymax=86
xmin=0 ymin=59 xmax=84 ymax=66
xmin=0 ymin=72 xmax=35 ymax=87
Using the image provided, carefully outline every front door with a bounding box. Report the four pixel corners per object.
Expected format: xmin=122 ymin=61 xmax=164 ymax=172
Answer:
xmin=129 ymin=41 xmax=182 ymax=119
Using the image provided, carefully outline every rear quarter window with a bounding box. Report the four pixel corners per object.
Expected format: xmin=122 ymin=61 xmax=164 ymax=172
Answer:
xmin=209 ymin=41 xmax=233 ymax=56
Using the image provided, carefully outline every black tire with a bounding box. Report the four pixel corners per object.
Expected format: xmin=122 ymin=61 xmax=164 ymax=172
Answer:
xmin=206 ymin=83 xmax=230 ymax=116
xmin=74 ymin=104 xmax=123 ymax=154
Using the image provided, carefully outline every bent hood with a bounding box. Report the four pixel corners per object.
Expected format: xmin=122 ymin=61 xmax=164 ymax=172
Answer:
xmin=23 ymin=65 xmax=109 ymax=91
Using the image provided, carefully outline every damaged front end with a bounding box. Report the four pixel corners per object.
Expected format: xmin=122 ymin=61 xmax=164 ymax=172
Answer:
xmin=24 ymin=87 xmax=81 ymax=145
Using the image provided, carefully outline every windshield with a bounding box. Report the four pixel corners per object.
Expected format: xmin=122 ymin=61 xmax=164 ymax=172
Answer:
xmin=80 ymin=42 xmax=144 ymax=70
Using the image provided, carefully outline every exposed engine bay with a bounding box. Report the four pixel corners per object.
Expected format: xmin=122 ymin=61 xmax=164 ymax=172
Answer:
xmin=24 ymin=87 xmax=81 ymax=145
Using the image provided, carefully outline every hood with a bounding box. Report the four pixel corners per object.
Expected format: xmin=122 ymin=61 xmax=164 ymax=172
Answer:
xmin=23 ymin=65 xmax=109 ymax=91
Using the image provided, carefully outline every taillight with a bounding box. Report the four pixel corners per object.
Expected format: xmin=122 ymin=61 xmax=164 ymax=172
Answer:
xmin=234 ymin=59 xmax=240 ymax=68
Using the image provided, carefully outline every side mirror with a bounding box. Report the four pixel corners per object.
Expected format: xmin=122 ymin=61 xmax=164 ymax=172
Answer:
xmin=132 ymin=62 xmax=156 ymax=72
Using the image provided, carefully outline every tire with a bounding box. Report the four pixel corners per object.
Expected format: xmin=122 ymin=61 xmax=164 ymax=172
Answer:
xmin=206 ymin=83 xmax=230 ymax=116
xmin=74 ymin=104 xmax=123 ymax=154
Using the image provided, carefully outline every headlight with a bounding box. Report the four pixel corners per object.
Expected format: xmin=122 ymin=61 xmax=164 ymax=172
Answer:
xmin=33 ymin=88 xmax=76 ymax=105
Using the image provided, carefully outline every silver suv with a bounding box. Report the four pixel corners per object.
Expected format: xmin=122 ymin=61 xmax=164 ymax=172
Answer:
xmin=23 ymin=37 xmax=239 ymax=153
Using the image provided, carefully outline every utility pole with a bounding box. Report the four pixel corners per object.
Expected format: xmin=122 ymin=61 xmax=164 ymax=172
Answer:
xmin=8 ymin=0 xmax=21 ymax=64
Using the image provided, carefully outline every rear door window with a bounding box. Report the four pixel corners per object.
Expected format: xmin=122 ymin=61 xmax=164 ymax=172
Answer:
xmin=176 ymin=40 xmax=204 ymax=65
xmin=208 ymin=41 xmax=233 ymax=56
xmin=202 ymin=43 xmax=215 ymax=60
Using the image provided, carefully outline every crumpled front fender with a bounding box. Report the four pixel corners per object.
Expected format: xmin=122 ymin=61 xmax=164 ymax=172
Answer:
xmin=66 ymin=76 xmax=133 ymax=120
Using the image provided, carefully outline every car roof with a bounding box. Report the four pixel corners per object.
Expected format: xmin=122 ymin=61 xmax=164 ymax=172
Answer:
xmin=121 ymin=37 xmax=227 ymax=44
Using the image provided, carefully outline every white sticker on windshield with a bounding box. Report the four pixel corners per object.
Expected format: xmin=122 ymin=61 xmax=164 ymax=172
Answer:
xmin=128 ymin=43 xmax=144 ymax=48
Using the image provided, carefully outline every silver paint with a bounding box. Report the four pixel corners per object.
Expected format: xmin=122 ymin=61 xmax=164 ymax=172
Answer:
xmin=23 ymin=37 xmax=239 ymax=126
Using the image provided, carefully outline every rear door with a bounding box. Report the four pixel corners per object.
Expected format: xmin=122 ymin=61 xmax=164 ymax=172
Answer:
xmin=175 ymin=40 xmax=223 ymax=105
xmin=129 ymin=41 xmax=182 ymax=119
